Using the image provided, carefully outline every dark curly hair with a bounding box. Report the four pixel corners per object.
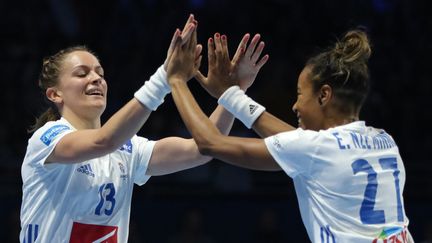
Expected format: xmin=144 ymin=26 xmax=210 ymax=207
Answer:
xmin=306 ymin=29 xmax=371 ymax=115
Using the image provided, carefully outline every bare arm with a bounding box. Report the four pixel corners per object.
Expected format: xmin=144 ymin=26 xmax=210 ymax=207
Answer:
xmin=152 ymin=24 xmax=280 ymax=173
xmin=169 ymin=80 xmax=280 ymax=171
xmin=146 ymin=25 xmax=236 ymax=175
xmin=252 ymin=112 xmax=296 ymax=138
xmin=47 ymin=16 xmax=197 ymax=164
xmin=170 ymin=27 xmax=279 ymax=170
xmin=146 ymin=105 xmax=235 ymax=176
xmin=48 ymin=99 xmax=151 ymax=163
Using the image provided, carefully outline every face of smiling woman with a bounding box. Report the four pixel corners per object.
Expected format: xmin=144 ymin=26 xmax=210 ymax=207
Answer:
xmin=291 ymin=66 xmax=324 ymax=131
xmin=50 ymin=51 xmax=108 ymax=123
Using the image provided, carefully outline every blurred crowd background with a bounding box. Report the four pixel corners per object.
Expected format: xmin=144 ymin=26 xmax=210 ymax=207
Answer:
xmin=1 ymin=0 xmax=431 ymax=242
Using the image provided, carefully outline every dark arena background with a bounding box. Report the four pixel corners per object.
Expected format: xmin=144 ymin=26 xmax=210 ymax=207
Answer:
xmin=1 ymin=0 xmax=431 ymax=242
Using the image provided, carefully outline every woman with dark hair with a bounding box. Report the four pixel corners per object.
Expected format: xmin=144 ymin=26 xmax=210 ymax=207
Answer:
xmin=167 ymin=29 xmax=414 ymax=242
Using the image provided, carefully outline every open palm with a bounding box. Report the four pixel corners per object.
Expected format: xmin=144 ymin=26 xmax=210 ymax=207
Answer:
xmin=196 ymin=33 xmax=269 ymax=98
xmin=231 ymin=33 xmax=269 ymax=91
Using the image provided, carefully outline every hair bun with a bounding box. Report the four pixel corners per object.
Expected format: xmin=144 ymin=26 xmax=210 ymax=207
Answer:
xmin=334 ymin=29 xmax=371 ymax=64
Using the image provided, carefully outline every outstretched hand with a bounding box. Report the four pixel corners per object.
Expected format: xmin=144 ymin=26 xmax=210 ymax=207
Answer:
xmin=196 ymin=33 xmax=269 ymax=98
xmin=166 ymin=22 xmax=202 ymax=85
xmin=231 ymin=34 xmax=269 ymax=90
xmin=164 ymin=14 xmax=197 ymax=71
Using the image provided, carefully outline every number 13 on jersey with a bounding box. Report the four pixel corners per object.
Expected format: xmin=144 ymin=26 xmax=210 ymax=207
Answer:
xmin=95 ymin=183 xmax=116 ymax=216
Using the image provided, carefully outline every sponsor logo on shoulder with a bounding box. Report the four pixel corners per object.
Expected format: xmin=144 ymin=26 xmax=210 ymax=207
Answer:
xmin=77 ymin=164 xmax=95 ymax=177
xmin=40 ymin=125 xmax=70 ymax=146
xmin=119 ymin=139 xmax=132 ymax=153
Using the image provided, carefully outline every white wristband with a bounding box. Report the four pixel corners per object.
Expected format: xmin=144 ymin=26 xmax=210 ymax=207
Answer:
xmin=134 ymin=65 xmax=170 ymax=111
xmin=218 ymin=86 xmax=265 ymax=128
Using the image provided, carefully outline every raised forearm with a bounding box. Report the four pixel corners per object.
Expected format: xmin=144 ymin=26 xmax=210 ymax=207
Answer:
xmin=170 ymin=79 xmax=222 ymax=149
xmin=209 ymin=105 xmax=235 ymax=135
xmin=252 ymin=111 xmax=296 ymax=138
xmin=49 ymin=98 xmax=152 ymax=163
xmin=98 ymin=98 xmax=152 ymax=148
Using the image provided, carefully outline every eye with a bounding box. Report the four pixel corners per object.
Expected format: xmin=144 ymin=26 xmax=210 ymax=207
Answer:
xmin=77 ymin=72 xmax=88 ymax=78
xmin=73 ymin=69 xmax=88 ymax=78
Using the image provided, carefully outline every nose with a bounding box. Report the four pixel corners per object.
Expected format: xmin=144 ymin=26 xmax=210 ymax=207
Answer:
xmin=292 ymin=102 xmax=298 ymax=114
xmin=89 ymin=71 xmax=103 ymax=84
xmin=91 ymin=78 xmax=102 ymax=84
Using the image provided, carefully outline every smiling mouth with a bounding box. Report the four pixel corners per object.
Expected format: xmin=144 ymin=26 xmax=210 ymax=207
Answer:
xmin=85 ymin=90 xmax=104 ymax=97
xmin=297 ymin=116 xmax=303 ymax=128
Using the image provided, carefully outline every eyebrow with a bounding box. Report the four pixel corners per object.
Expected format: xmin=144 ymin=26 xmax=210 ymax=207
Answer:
xmin=72 ymin=65 xmax=104 ymax=72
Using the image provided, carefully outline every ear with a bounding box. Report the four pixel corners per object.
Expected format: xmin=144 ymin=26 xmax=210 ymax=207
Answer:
xmin=318 ymin=84 xmax=332 ymax=106
xmin=46 ymin=87 xmax=63 ymax=105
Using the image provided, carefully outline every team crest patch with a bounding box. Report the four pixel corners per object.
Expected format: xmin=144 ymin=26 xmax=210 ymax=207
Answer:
xmin=70 ymin=222 xmax=118 ymax=243
xmin=118 ymin=162 xmax=129 ymax=181
xmin=40 ymin=125 xmax=70 ymax=145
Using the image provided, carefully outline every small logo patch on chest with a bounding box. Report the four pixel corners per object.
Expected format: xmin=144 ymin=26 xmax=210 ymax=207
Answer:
xmin=117 ymin=162 xmax=128 ymax=181
xmin=76 ymin=164 xmax=95 ymax=177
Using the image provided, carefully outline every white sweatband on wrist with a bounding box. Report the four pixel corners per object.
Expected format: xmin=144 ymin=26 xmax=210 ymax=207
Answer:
xmin=134 ymin=65 xmax=170 ymax=111
xmin=218 ymin=86 xmax=266 ymax=128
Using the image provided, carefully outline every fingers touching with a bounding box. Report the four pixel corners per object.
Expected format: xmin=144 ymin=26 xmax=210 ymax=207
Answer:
xmin=164 ymin=14 xmax=196 ymax=70
xmin=167 ymin=15 xmax=270 ymax=93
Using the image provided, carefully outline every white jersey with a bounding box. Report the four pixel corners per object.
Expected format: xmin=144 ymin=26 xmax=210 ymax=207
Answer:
xmin=20 ymin=118 xmax=155 ymax=243
xmin=264 ymin=121 xmax=413 ymax=243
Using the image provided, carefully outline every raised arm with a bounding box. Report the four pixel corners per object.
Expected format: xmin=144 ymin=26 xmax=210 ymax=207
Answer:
xmin=47 ymin=16 xmax=197 ymax=164
xmin=251 ymin=112 xmax=294 ymax=137
xmin=146 ymin=105 xmax=235 ymax=176
xmin=165 ymin=30 xmax=281 ymax=172
xmin=169 ymin=79 xmax=280 ymax=171
xmin=147 ymin=23 xmax=236 ymax=175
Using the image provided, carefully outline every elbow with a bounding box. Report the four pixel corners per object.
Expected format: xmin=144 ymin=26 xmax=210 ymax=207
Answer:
xmin=93 ymin=132 xmax=120 ymax=154
xmin=196 ymin=140 xmax=214 ymax=156
xmin=197 ymin=144 xmax=213 ymax=156
xmin=195 ymin=135 xmax=219 ymax=157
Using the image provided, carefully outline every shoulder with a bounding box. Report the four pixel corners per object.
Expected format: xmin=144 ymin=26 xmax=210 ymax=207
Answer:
xmin=269 ymin=128 xmax=322 ymax=143
xmin=23 ymin=119 xmax=74 ymax=177
xmin=30 ymin=119 xmax=73 ymax=147
xmin=265 ymin=128 xmax=322 ymax=153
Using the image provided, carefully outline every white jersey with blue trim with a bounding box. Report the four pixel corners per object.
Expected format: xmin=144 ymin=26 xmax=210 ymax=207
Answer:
xmin=264 ymin=121 xmax=413 ymax=243
xmin=20 ymin=117 xmax=155 ymax=243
